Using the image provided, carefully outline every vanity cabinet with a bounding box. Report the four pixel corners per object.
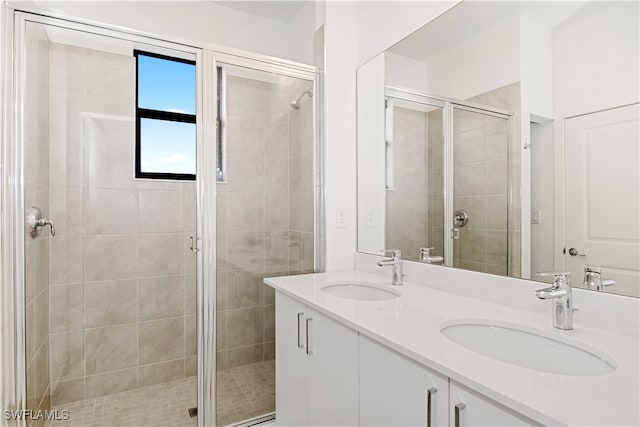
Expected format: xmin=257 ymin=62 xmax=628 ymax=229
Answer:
xmin=359 ymin=336 xmax=449 ymax=427
xmin=449 ymin=381 xmax=541 ymax=427
xmin=275 ymin=291 xmax=539 ymax=427
xmin=275 ymin=292 xmax=359 ymax=426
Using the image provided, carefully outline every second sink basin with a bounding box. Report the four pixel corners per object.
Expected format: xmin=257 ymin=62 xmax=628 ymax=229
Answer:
xmin=321 ymin=282 xmax=400 ymax=301
xmin=441 ymin=319 xmax=617 ymax=376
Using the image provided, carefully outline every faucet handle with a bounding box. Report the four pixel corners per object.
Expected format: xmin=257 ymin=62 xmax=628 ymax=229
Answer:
xmin=536 ymin=271 xmax=571 ymax=286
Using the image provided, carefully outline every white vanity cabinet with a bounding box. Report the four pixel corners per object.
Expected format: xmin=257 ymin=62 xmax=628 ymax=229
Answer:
xmin=449 ymin=381 xmax=541 ymax=427
xmin=275 ymin=291 xmax=540 ymax=427
xmin=359 ymin=336 xmax=449 ymax=427
xmin=275 ymin=292 xmax=359 ymax=426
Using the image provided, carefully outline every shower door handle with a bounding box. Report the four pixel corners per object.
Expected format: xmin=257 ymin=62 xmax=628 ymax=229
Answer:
xmin=190 ymin=236 xmax=199 ymax=252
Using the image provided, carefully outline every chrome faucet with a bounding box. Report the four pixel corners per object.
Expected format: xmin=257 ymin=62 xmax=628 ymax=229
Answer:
xmin=378 ymin=249 xmax=405 ymax=286
xmin=419 ymin=247 xmax=444 ymax=264
xmin=583 ymin=266 xmax=616 ymax=291
xmin=535 ymin=271 xmax=574 ymax=330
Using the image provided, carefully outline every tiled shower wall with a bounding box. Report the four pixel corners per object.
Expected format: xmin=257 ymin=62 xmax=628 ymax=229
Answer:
xmin=25 ymin=24 xmax=51 ymax=427
xmin=452 ymin=108 xmax=510 ymax=274
xmin=460 ymin=82 xmax=521 ymax=276
xmin=47 ymin=43 xmax=196 ymax=406
xmin=385 ymin=106 xmax=429 ymax=262
xmin=216 ymin=73 xmax=314 ymax=372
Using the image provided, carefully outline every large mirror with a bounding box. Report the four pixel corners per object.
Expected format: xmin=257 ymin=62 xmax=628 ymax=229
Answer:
xmin=357 ymin=1 xmax=639 ymax=297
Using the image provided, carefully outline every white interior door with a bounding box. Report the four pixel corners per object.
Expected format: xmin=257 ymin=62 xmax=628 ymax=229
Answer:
xmin=565 ymin=103 xmax=640 ymax=297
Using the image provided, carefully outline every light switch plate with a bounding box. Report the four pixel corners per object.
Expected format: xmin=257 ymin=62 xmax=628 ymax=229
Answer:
xmin=336 ymin=208 xmax=347 ymax=228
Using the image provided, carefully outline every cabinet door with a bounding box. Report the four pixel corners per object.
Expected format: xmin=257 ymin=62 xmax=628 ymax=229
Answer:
xmin=450 ymin=381 xmax=542 ymax=427
xmin=359 ymin=336 xmax=449 ymax=427
xmin=275 ymin=293 xmax=308 ymax=426
xmin=307 ymin=308 xmax=359 ymax=426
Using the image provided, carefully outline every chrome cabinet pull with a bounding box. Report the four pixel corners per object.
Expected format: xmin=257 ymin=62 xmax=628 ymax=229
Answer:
xmin=426 ymin=387 xmax=437 ymax=427
xmin=454 ymin=403 xmax=466 ymax=427
xmin=305 ymin=317 xmax=313 ymax=355
xmin=297 ymin=312 xmax=304 ymax=348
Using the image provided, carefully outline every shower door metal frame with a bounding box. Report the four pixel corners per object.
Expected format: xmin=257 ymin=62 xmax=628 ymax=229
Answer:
xmin=384 ymin=86 xmax=512 ymax=271
xmin=1 ymin=5 xmax=321 ymax=427
xmin=2 ymin=9 xmax=213 ymax=427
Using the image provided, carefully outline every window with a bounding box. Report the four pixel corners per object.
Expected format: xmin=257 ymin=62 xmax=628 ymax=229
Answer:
xmin=135 ymin=50 xmax=196 ymax=180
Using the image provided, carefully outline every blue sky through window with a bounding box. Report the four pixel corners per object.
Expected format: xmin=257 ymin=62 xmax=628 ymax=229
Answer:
xmin=138 ymin=55 xmax=195 ymax=114
xmin=137 ymin=53 xmax=196 ymax=176
xmin=140 ymin=118 xmax=196 ymax=175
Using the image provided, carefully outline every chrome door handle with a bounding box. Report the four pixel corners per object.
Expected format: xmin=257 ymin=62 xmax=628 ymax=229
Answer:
xmin=426 ymin=387 xmax=437 ymax=427
xmin=454 ymin=403 xmax=465 ymax=427
xmin=189 ymin=236 xmax=199 ymax=252
xmin=568 ymin=247 xmax=586 ymax=257
xmin=297 ymin=313 xmax=304 ymax=348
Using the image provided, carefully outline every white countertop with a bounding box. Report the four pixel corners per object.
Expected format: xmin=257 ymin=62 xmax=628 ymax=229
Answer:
xmin=265 ymin=270 xmax=640 ymax=427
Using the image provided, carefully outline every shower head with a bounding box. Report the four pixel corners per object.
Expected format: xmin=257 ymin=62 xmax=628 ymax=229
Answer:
xmin=290 ymin=90 xmax=313 ymax=110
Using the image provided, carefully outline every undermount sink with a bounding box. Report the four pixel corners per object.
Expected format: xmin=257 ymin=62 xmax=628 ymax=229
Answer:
xmin=441 ymin=319 xmax=616 ymax=376
xmin=321 ymin=281 xmax=400 ymax=301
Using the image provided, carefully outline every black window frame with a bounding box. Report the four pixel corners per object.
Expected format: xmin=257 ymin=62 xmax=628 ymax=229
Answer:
xmin=134 ymin=50 xmax=197 ymax=181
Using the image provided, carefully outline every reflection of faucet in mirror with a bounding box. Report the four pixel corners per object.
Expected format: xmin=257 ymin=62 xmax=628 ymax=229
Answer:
xmin=419 ymin=247 xmax=444 ymax=264
xmin=583 ymin=266 xmax=616 ymax=292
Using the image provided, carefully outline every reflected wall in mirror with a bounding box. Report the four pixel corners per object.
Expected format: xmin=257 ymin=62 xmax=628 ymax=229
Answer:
xmin=357 ymin=1 xmax=639 ymax=297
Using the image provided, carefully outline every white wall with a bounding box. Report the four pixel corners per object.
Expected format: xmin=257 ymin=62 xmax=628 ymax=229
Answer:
xmin=553 ymin=1 xmax=639 ymax=118
xmin=426 ymin=17 xmax=521 ymax=100
xmin=323 ymin=0 xmax=358 ymax=270
xmin=288 ymin=1 xmax=316 ymax=64
xmin=356 ymin=0 xmax=460 ymax=67
xmin=15 ymin=0 xmax=299 ymax=61
xmin=385 ymin=52 xmax=429 ymax=92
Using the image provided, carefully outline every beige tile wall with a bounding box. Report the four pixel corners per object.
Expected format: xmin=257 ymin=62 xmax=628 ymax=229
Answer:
xmin=47 ymin=44 xmax=197 ymax=406
xmin=385 ymin=107 xmax=430 ymax=261
xmin=25 ymin=24 xmax=52 ymax=427
xmin=216 ymin=74 xmax=314 ymax=372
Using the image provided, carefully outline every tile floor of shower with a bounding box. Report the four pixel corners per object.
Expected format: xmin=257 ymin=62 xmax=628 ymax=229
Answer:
xmin=44 ymin=360 xmax=275 ymax=427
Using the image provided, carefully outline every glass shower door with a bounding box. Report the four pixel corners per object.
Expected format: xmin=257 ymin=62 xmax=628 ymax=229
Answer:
xmin=215 ymin=64 xmax=316 ymax=426
xmin=22 ymin=20 xmax=199 ymax=427
xmin=451 ymin=107 xmax=510 ymax=275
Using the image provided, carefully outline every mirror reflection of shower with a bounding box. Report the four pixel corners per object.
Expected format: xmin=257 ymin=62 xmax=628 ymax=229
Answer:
xmin=290 ymin=89 xmax=313 ymax=109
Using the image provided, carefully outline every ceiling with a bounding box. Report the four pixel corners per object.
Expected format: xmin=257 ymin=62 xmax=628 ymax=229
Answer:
xmin=211 ymin=1 xmax=309 ymax=23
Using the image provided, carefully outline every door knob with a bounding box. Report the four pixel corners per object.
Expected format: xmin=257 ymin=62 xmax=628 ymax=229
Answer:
xmin=567 ymin=247 xmax=585 ymax=257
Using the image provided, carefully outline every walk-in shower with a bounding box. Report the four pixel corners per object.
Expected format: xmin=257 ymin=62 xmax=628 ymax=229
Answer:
xmin=5 ymin=10 xmax=318 ymax=427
